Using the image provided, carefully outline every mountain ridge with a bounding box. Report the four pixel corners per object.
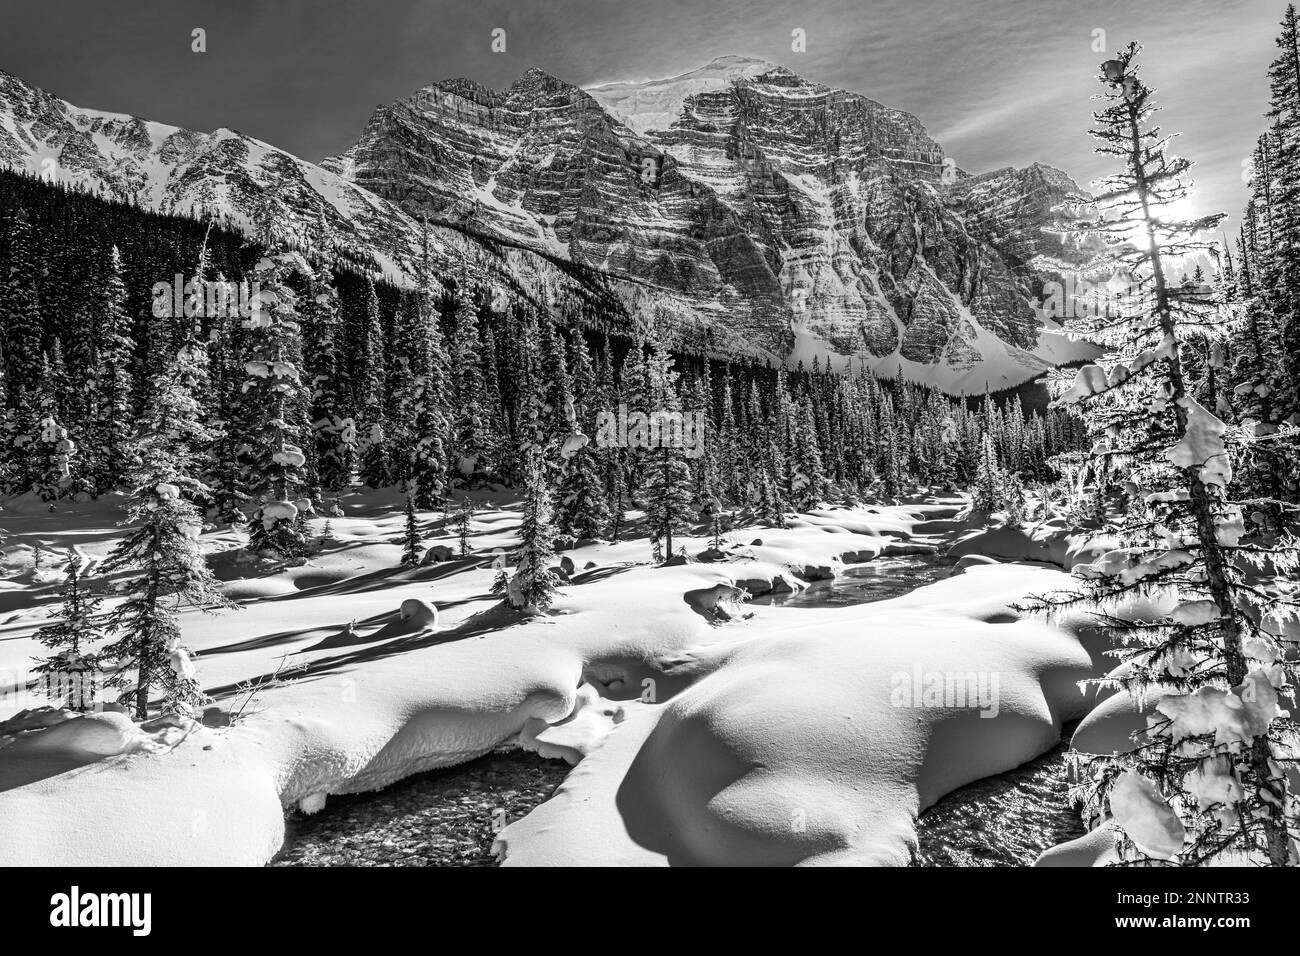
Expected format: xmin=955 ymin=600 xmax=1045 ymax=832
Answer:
xmin=0 ymin=59 xmax=1101 ymax=394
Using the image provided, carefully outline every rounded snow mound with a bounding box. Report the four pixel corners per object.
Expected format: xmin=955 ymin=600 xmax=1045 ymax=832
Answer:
xmin=500 ymin=606 xmax=1097 ymax=866
xmin=22 ymin=711 xmax=146 ymax=757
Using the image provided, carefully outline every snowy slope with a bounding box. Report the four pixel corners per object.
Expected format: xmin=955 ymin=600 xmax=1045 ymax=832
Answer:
xmin=584 ymin=55 xmax=777 ymax=136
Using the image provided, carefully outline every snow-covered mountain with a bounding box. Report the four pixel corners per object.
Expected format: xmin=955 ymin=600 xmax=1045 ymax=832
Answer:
xmin=0 ymin=66 xmax=623 ymax=329
xmin=0 ymin=59 xmax=1100 ymax=393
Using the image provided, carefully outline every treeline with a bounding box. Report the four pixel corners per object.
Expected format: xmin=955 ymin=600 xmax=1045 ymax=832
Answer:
xmin=1218 ymin=3 xmax=1300 ymax=519
xmin=0 ymin=167 xmax=1083 ymax=550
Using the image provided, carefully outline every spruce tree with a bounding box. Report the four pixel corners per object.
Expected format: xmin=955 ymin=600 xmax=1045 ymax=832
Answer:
xmin=102 ymin=343 xmax=234 ymax=719
xmin=638 ymin=342 xmax=695 ymax=557
xmin=556 ymin=331 xmax=609 ymax=538
xmin=399 ymin=226 xmax=452 ymax=508
xmin=1 ymin=209 xmax=43 ymax=403
xmin=455 ymin=496 xmax=472 ymax=556
xmin=449 ymin=287 xmax=491 ymax=483
xmin=400 ymin=489 xmax=421 ymax=567
xmin=241 ymin=252 xmax=310 ymax=557
xmin=303 ymin=264 xmax=355 ymax=495
xmin=21 ymin=354 xmax=77 ymax=502
xmin=503 ymin=450 xmax=560 ymax=613
xmin=1048 ymin=45 xmax=1297 ymax=866
xmin=971 ymin=431 xmax=1005 ymax=515
xmin=90 ymin=246 xmax=137 ymax=494
xmin=32 ymin=551 xmax=106 ymax=712
xmin=789 ymin=393 xmax=828 ymax=509
xmin=356 ymin=276 xmax=392 ymax=488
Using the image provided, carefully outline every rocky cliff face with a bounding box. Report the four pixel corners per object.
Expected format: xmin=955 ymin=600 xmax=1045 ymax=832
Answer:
xmin=944 ymin=161 xmax=1104 ymax=294
xmin=0 ymin=58 xmax=1099 ymax=393
xmin=331 ymin=55 xmax=1098 ymax=390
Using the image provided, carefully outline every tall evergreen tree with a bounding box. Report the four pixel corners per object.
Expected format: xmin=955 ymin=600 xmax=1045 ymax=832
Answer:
xmin=557 ymin=331 xmax=610 ymax=538
xmin=638 ymin=342 xmax=695 ymax=557
xmin=89 ymin=245 xmax=137 ymax=493
xmin=102 ymin=342 xmax=234 ymax=719
xmin=241 ymin=252 xmax=311 ymax=557
xmin=1 ymin=208 xmax=43 ymax=403
xmin=449 ymin=287 xmax=491 ymax=483
xmin=356 ymin=275 xmax=392 ymax=488
xmin=303 ymin=264 xmax=355 ymax=495
xmin=1048 ymin=45 xmax=1297 ymax=866
xmin=501 ymin=450 xmax=560 ymax=613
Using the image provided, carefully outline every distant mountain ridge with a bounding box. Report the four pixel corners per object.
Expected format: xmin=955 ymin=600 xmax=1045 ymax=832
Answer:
xmin=0 ymin=57 xmax=1100 ymax=393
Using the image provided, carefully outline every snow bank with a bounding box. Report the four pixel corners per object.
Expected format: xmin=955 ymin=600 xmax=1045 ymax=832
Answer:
xmin=497 ymin=564 xmax=1106 ymax=866
xmin=948 ymin=520 xmax=1118 ymax=570
xmin=0 ymin=496 xmax=1108 ymax=867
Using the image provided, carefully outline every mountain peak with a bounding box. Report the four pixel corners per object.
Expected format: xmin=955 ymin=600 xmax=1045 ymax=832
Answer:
xmin=586 ymin=54 xmax=783 ymax=95
xmin=693 ymin=54 xmax=782 ymax=75
xmin=585 ymin=55 xmax=790 ymax=137
xmin=507 ymin=66 xmax=582 ymax=100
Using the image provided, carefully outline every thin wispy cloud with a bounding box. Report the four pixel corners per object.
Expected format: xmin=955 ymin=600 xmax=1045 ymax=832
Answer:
xmin=0 ymin=0 xmax=1284 ymax=232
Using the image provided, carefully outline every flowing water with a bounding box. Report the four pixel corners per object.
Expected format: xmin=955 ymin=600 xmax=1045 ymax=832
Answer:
xmin=913 ymin=737 xmax=1085 ymax=866
xmin=748 ymin=553 xmax=952 ymax=608
xmin=272 ymin=553 xmax=1083 ymax=867
xmin=271 ymin=750 xmax=568 ymax=867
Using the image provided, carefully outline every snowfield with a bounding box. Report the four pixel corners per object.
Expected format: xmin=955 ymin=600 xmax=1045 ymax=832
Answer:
xmin=0 ymin=492 xmax=1116 ymax=866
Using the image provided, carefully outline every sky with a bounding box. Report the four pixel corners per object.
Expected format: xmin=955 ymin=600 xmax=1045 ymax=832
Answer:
xmin=0 ymin=0 xmax=1284 ymax=235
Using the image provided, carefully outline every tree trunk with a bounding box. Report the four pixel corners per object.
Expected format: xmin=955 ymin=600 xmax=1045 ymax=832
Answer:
xmin=1125 ymin=97 xmax=1291 ymax=866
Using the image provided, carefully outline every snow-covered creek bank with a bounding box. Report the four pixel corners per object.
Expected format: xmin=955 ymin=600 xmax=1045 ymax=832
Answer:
xmin=273 ymin=551 xmax=1084 ymax=867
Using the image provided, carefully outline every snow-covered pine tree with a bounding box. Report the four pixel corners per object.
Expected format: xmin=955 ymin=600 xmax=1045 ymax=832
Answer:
xmin=685 ymin=365 xmax=721 ymax=509
xmin=22 ymin=354 xmax=77 ymax=503
xmin=449 ymin=286 xmax=491 ymax=484
xmin=971 ymin=431 xmax=1005 ymax=515
xmin=921 ymin=391 xmax=958 ymax=491
xmin=638 ymin=342 xmax=695 ymax=558
xmin=401 ymin=222 xmax=452 ymax=508
xmin=511 ymin=308 xmax=552 ymax=477
xmin=205 ymin=267 xmax=250 ymax=525
xmin=1223 ymin=8 xmax=1300 ymax=526
xmin=455 ymin=496 xmax=472 ymax=556
xmin=1 ymin=209 xmax=43 ymax=407
xmin=32 ymin=551 xmax=106 ymax=712
xmin=1048 ymin=44 xmax=1297 ymax=866
xmin=241 ymin=252 xmax=311 ymax=558
xmin=557 ymin=331 xmax=610 ymax=539
xmin=356 ymin=276 xmax=392 ymax=488
xmin=102 ymin=341 xmax=234 ymax=719
xmin=789 ymin=392 xmax=828 ymax=509
xmin=503 ymin=449 xmax=560 ymax=613
xmin=1265 ymin=5 xmax=1300 ymax=402
xmin=715 ymin=371 xmax=742 ymax=504
xmin=538 ymin=318 xmax=574 ymax=451
xmin=303 ymin=264 xmax=356 ymax=495
xmin=89 ymin=245 xmax=137 ymax=494
xmin=877 ymin=394 xmax=903 ymax=499
xmin=593 ymin=343 xmax=628 ymax=539
xmin=400 ymin=488 xmax=421 ymax=567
